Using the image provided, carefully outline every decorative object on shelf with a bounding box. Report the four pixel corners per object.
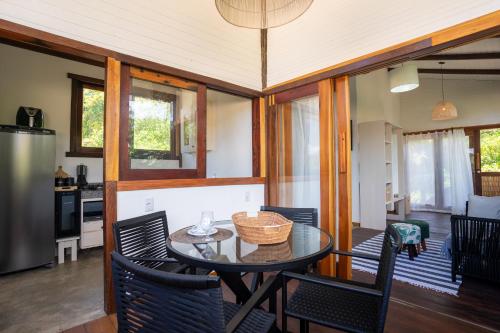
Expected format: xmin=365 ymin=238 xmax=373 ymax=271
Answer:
xmin=432 ymin=62 xmax=458 ymax=120
xmin=55 ymin=165 xmax=69 ymax=178
xmin=232 ymin=211 xmax=293 ymax=244
xmin=389 ymin=63 xmax=420 ymax=93
xmin=215 ymin=0 xmax=313 ymax=29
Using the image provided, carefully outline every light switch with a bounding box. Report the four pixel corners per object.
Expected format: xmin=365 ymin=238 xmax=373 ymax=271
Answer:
xmin=145 ymin=197 xmax=154 ymax=212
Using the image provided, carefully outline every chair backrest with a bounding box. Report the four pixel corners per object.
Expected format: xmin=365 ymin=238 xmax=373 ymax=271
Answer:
xmin=374 ymin=225 xmax=401 ymax=332
xmin=113 ymin=211 xmax=170 ymax=268
xmin=261 ymin=206 xmax=318 ymax=228
xmin=112 ymin=252 xmax=226 ymax=333
xmin=451 ymin=215 xmax=500 ymax=281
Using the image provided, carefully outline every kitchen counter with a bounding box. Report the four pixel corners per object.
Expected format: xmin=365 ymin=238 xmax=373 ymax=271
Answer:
xmin=79 ymin=183 xmax=103 ymax=199
xmin=80 ymin=189 xmax=103 ymax=199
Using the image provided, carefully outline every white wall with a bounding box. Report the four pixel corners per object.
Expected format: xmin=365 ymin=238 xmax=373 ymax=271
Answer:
xmin=207 ymin=90 xmax=253 ymax=178
xmin=267 ymin=1 xmax=500 ymax=86
xmin=0 ymin=0 xmax=261 ymax=90
xmin=355 ymin=69 xmax=401 ymax=126
xmin=400 ymin=78 xmax=500 ymax=131
xmin=117 ymin=184 xmax=264 ymax=232
xmin=0 ymin=43 xmax=104 ymax=182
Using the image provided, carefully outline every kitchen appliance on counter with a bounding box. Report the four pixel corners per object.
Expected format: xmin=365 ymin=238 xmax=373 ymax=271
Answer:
xmin=76 ymin=164 xmax=88 ymax=188
xmin=0 ymin=125 xmax=55 ymax=274
xmin=16 ymin=107 xmax=44 ymax=128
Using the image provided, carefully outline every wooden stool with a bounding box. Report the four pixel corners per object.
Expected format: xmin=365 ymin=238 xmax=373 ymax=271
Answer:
xmin=56 ymin=237 xmax=80 ymax=264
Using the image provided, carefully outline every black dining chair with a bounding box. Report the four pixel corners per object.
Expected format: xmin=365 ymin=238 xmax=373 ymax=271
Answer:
xmin=261 ymin=206 xmax=318 ymax=228
xmin=112 ymin=211 xmax=190 ymax=273
xmin=281 ymin=225 xmax=401 ymax=333
xmin=112 ymin=251 xmax=277 ymax=333
xmin=249 ymin=206 xmax=319 ymax=292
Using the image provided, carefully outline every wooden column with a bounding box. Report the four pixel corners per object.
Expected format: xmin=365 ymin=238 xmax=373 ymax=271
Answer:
xmin=252 ymin=98 xmax=261 ymax=177
xmin=318 ymin=79 xmax=336 ymax=276
xmin=103 ymin=57 xmax=120 ymax=314
xmin=259 ymin=97 xmax=266 ymax=178
xmin=266 ymin=95 xmax=278 ymax=205
xmin=335 ymin=76 xmax=352 ymax=279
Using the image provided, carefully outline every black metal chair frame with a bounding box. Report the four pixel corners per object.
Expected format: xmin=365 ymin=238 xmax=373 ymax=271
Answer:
xmin=451 ymin=214 xmax=500 ymax=283
xmin=261 ymin=206 xmax=319 ymax=228
xmin=281 ymin=225 xmax=402 ymax=333
xmin=112 ymin=211 xmax=189 ymax=273
xmin=112 ymin=251 xmax=278 ymax=333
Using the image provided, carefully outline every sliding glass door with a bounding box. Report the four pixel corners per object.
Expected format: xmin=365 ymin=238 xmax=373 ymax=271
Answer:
xmin=468 ymin=126 xmax=500 ymax=196
xmin=275 ymin=94 xmax=320 ymax=211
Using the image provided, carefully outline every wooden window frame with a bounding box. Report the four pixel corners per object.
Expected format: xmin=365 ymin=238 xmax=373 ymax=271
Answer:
xmin=66 ymin=73 xmax=105 ymax=158
xmin=119 ymin=65 xmax=206 ymax=180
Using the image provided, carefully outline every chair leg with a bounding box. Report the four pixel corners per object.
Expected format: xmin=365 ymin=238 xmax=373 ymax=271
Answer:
xmin=422 ymin=239 xmax=427 ymax=251
xmin=300 ymin=320 xmax=309 ymax=333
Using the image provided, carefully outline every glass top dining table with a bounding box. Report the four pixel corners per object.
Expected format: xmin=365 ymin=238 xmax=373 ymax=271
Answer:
xmin=166 ymin=220 xmax=334 ymax=273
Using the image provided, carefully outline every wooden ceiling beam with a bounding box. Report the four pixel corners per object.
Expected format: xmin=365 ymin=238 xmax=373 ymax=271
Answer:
xmin=417 ymin=68 xmax=500 ymax=75
xmin=418 ymin=52 xmax=500 ymax=60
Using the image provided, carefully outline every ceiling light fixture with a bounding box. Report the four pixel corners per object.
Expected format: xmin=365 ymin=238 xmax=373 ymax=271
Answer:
xmin=389 ymin=63 xmax=420 ymax=93
xmin=432 ymin=62 xmax=458 ymax=120
xmin=215 ymin=0 xmax=313 ymax=29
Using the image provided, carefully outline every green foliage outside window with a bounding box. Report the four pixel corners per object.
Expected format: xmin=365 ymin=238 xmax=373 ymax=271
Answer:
xmin=131 ymin=97 xmax=172 ymax=152
xmin=480 ymin=128 xmax=500 ymax=172
xmin=81 ymin=88 xmax=104 ymax=148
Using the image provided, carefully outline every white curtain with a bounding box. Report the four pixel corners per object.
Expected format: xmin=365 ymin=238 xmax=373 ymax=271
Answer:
xmin=291 ymin=96 xmax=320 ymax=210
xmin=405 ymin=129 xmax=472 ymax=214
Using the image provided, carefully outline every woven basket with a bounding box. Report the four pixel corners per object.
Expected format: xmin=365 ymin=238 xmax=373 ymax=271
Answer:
xmin=232 ymin=211 xmax=293 ymax=244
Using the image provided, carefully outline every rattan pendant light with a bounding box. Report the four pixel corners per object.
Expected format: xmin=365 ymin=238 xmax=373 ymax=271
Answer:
xmin=432 ymin=62 xmax=458 ymax=120
xmin=215 ymin=0 xmax=314 ymax=29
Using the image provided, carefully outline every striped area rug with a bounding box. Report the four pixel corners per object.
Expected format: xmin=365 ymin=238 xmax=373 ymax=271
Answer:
xmin=352 ymin=233 xmax=462 ymax=296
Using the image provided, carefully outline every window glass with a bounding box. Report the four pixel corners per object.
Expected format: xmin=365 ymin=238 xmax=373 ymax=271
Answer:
xmin=81 ymin=86 xmax=104 ymax=148
xmin=129 ymin=78 xmax=197 ymax=170
xmin=480 ymin=128 xmax=500 ymax=172
xmin=206 ymin=90 xmax=253 ymax=178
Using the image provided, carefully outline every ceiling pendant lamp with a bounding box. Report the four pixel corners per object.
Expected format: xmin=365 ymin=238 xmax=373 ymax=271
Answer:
xmin=432 ymin=62 xmax=458 ymax=121
xmin=389 ymin=63 xmax=420 ymax=93
xmin=215 ymin=0 xmax=314 ymax=29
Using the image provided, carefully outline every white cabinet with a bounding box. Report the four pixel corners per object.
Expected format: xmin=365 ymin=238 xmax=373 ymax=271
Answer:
xmin=80 ymin=198 xmax=103 ymax=249
xmin=359 ymin=121 xmax=404 ymax=230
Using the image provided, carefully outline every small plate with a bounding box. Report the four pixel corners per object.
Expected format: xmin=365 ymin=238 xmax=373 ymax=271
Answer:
xmin=187 ymin=226 xmax=218 ymax=237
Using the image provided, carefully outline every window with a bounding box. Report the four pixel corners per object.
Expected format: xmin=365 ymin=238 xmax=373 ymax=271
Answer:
xmin=206 ymin=89 xmax=253 ymax=178
xmin=120 ymin=66 xmax=205 ymax=180
xmin=480 ymin=128 xmax=500 ymax=172
xmin=67 ymin=73 xmax=105 ymax=158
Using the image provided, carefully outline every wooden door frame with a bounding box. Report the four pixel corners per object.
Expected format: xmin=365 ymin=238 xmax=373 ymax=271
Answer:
xmin=266 ymin=81 xmax=338 ymax=276
xmin=466 ymin=125 xmax=500 ymax=195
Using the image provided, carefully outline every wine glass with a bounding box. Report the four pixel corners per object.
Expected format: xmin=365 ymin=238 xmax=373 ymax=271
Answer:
xmin=200 ymin=211 xmax=215 ymax=242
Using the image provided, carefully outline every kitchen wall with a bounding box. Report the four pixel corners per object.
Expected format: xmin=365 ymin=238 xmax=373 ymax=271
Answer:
xmin=400 ymin=78 xmax=500 ymax=131
xmin=0 ymin=0 xmax=261 ymax=90
xmin=117 ymin=185 xmax=264 ymax=232
xmin=0 ymin=43 xmax=104 ymax=182
xmin=267 ymin=1 xmax=499 ymax=86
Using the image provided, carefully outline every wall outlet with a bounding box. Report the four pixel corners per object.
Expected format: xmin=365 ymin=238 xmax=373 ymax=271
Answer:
xmin=244 ymin=191 xmax=251 ymax=202
xmin=145 ymin=197 xmax=154 ymax=212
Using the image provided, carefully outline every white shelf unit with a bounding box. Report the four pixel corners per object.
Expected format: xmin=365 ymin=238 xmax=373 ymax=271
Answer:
xmin=80 ymin=197 xmax=104 ymax=249
xmin=359 ymin=120 xmax=404 ymax=230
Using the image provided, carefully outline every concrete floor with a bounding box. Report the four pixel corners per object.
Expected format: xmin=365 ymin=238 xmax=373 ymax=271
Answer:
xmin=0 ymin=248 xmax=105 ymax=333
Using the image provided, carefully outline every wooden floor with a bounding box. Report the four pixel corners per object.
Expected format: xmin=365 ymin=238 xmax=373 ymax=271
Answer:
xmin=66 ymin=215 xmax=500 ymax=333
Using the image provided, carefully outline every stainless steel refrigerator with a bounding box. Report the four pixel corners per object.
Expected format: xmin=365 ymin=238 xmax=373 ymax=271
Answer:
xmin=0 ymin=125 xmax=56 ymax=274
